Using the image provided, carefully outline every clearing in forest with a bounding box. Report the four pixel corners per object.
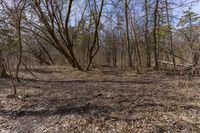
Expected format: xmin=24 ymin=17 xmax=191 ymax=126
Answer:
xmin=0 ymin=66 xmax=200 ymax=133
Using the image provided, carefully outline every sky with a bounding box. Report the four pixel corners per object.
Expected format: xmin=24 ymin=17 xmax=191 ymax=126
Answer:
xmin=192 ymin=2 xmax=200 ymax=14
xmin=174 ymin=0 xmax=200 ymax=16
xmin=169 ymin=0 xmax=200 ymax=28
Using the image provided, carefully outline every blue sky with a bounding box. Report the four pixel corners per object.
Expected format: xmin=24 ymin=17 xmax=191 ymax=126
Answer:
xmin=191 ymin=2 xmax=200 ymax=14
xmin=170 ymin=0 xmax=200 ymax=27
xmin=174 ymin=0 xmax=200 ymax=16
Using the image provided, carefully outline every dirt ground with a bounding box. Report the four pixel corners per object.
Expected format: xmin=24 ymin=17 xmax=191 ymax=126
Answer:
xmin=0 ymin=66 xmax=200 ymax=133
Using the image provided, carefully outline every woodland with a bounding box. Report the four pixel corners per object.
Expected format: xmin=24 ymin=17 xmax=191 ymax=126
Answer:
xmin=1 ymin=0 xmax=200 ymax=132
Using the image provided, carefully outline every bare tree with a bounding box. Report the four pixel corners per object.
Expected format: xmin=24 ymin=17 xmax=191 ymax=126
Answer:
xmin=14 ymin=0 xmax=26 ymax=82
xmin=129 ymin=8 xmax=141 ymax=70
xmin=165 ymin=0 xmax=175 ymax=67
xmin=144 ymin=0 xmax=151 ymax=67
xmin=28 ymin=0 xmax=83 ymax=70
xmin=86 ymin=0 xmax=105 ymax=70
xmin=1 ymin=0 xmax=27 ymax=81
xmin=124 ymin=0 xmax=133 ymax=68
xmin=153 ymin=0 xmax=159 ymax=70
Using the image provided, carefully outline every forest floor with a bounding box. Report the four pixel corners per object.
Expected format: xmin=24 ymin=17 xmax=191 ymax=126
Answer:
xmin=0 ymin=66 xmax=200 ymax=133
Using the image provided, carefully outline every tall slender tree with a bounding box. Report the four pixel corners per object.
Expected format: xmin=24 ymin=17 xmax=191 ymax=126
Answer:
xmin=125 ymin=0 xmax=133 ymax=68
xmin=153 ymin=0 xmax=159 ymax=70
xmin=144 ymin=0 xmax=151 ymax=67
xmin=165 ymin=0 xmax=175 ymax=67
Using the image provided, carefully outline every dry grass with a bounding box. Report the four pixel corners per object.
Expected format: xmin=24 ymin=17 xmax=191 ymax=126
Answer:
xmin=0 ymin=66 xmax=200 ymax=133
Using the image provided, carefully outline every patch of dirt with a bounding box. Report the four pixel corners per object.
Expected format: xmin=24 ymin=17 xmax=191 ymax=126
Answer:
xmin=0 ymin=66 xmax=200 ymax=132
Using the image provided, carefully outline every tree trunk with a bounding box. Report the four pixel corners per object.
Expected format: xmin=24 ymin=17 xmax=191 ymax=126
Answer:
xmin=129 ymin=10 xmax=141 ymax=70
xmin=16 ymin=26 xmax=22 ymax=82
xmin=165 ymin=0 xmax=175 ymax=67
xmin=153 ymin=0 xmax=159 ymax=70
xmin=125 ymin=0 xmax=133 ymax=68
xmin=86 ymin=0 xmax=104 ymax=70
xmin=0 ymin=50 xmax=8 ymax=77
xmin=144 ymin=0 xmax=151 ymax=67
xmin=32 ymin=0 xmax=83 ymax=70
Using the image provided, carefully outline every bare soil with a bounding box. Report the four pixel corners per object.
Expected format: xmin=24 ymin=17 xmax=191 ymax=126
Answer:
xmin=0 ymin=66 xmax=200 ymax=133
